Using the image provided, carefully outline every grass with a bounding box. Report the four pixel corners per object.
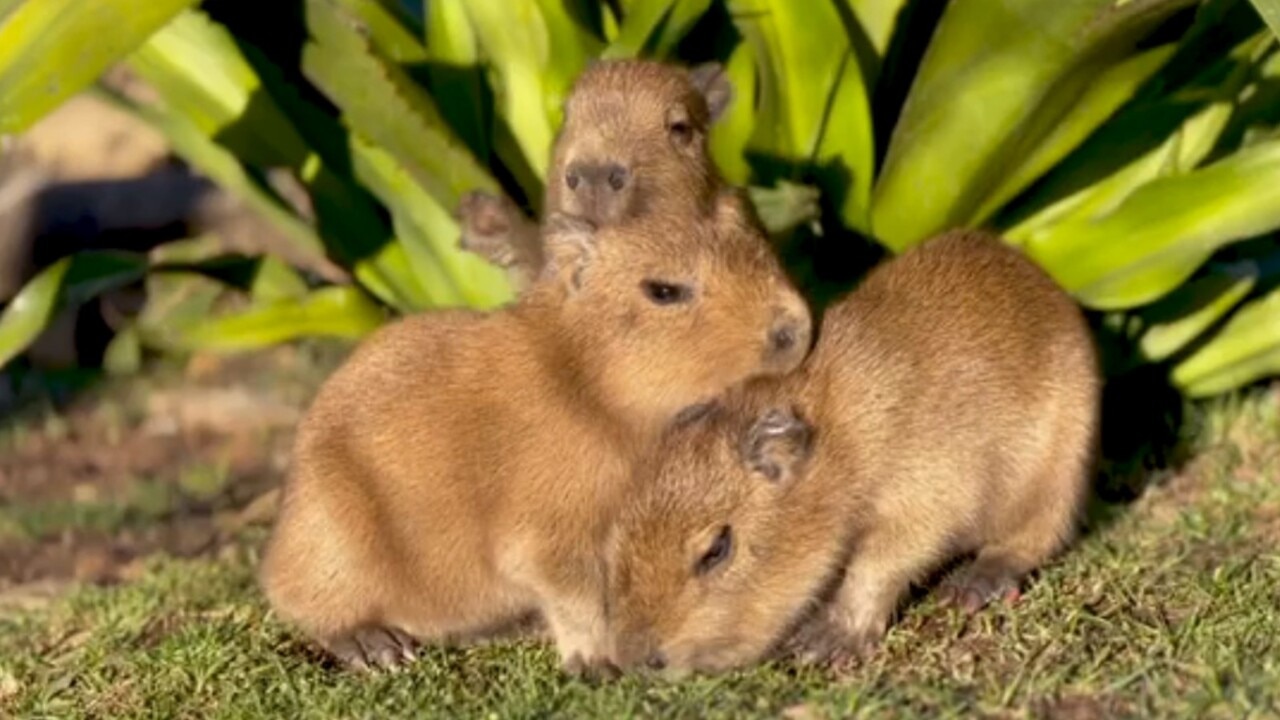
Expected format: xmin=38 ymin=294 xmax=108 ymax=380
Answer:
xmin=1 ymin=381 xmax=1279 ymax=718
xmin=0 ymin=478 xmax=179 ymax=543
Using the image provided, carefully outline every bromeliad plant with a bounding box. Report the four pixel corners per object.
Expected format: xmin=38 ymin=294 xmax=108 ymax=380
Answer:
xmin=1 ymin=0 xmax=1279 ymax=398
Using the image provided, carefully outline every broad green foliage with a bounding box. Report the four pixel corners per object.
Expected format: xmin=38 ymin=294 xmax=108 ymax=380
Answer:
xmin=0 ymin=0 xmax=197 ymax=132
xmin=1249 ymin=0 xmax=1280 ymax=39
xmin=2 ymin=0 xmax=1280 ymax=397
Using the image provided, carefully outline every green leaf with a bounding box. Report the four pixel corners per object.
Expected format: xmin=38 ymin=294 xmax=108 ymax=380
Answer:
xmin=126 ymin=9 xmax=310 ymax=167
xmin=749 ymin=181 xmax=822 ymax=237
xmin=529 ymin=0 xmax=603 ymax=100
xmin=426 ymin=0 xmax=476 ymax=66
xmin=603 ymin=0 xmax=679 ymax=58
xmin=843 ymin=0 xmax=907 ymax=57
xmin=333 ymin=0 xmax=429 ymax=64
xmin=461 ymin=1 xmax=553 ymax=180
xmin=349 ymin=133 xmax=515 ymax=309
xmin=303 ymin=0 xmax=502 ymax=206
xmin=1173 ymin=283 xmax=1280 ymax=397
xmin=0 ymin=0 xmax=23 ymax=23
xmin=0 ymin=0 xmax=198 ymax=133
xmin=103 ymin=323 xmax=144 ymax=376
xmin=972 ymin=43 xmax=1179 ymax=225
xmin=0 ymin=253 xmax=147 ymax=368
xmin=1003 ymin=30 xmax=1271 ymax=243
xmin=651 ymin=0 xmax=713 ymax=57
xmin=603 ymin=0 xmax=709 ymax=59
xmin=731 ymin=0 xmax=874 ymax=233
xmin=1247 ymin=0 xmax=1280 ymax=41
xmin=708 ymin=40 xmax=757 ymax=185
xmin=134 ymin=271 xmax=226 ymax=353
xmin=125 ymin=9 xmax=433 ymax=312
xmin=250 ymin=258 xmax=311 ymax=304
xmin=813 ymin=49 xmax=875 ymax=233
xmin=178 ymin=286 xmax=386 ymax=353
xmin=1024 ymin=139 xmax=1280 ymax=310
xmin=424 ymin=0 xmax=490 ymax=158
xmin=871 ymin=0 xmax=1197 ymax=251
xmin=1137 ymin=260 xmax=1259 ymax=362
xmin=1005 ymin=102 xmax=1237 ymax=246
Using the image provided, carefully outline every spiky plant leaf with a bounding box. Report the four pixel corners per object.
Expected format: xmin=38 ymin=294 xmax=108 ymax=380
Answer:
xmin=302 ymin=0 xmax=502 ymax=207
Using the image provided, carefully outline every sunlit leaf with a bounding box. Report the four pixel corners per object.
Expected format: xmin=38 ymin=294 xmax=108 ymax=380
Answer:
xmin=178 ymin=286 xmax=386 ymax=352
xmin=349 ymin=133 xmax=514 ymax=309
xmin=1002 ymin=30 xmax=1271 ymax=242
xmin=603 ymin=0 xmax=679 ymax=58
xmin=731 ymin=0 xmax=874 ymax=232
xmin=604 ymin=0 xmax=709 ymax=59
xmin=103 ymin=323 xmax=144 ymax=376
xmin=872 ymin=0 xmax=1196 ymax=250
xmin=1138 ymin=260 xmax=1259 ymax=362
xmin=0 ymin=0 xmax=198 ymax=133
xmin=424 ymin=0 xmax=489 ymax=158
xmin=1173 ymin=283 xmax=1280 ymax=396
xmin=843 ymin=0 xmax=907 ymax=57
xmin=1025 ymin=139 xmax=1280 ymax=310
xmin=0 ymin=253 xmax=147 ymax=368
xmin=303 ymin=0 xmax=502 ymax=206
xmin=334 ymin=0 xmax=429 ymax=64
xmin=708 ymin=41 xmax=757 ymax=185
xmin=250 ymin=258 xmax=311 ymax=304
xmin=1247 ymin=0 xmax=1280 ymax=41
xmin=973 ymin=43 xmax=1179 ymax=225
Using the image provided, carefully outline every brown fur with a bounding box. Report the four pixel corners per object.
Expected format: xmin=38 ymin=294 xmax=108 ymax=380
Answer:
xmin=605 ymin=229 xmax=1101 ymax=676
xmin=258 ymin=190 xmax=811 ymax=675
xmin=457 ymin=59 xmax=732 ymax=289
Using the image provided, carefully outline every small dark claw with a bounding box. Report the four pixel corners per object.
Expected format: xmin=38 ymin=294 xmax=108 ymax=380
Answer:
xmin=324 ymin=627 xmax=418 ymax=673
xmin=562 ymin=653 xmax=622 ymax=683
xmin=562 ymin=652 xmax=588 ymax=677
xmin=324 ymin=635 xmax=372 ymax=673
xmin=939 ymin=566 xmax=1022 ymax=614
xmin=585 ymin=657 xmax=622 ymax=683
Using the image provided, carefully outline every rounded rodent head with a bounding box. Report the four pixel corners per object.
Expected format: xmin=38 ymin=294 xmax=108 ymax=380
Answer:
xmin=605 ymin=401 xmax=841 ymax=676
xmin=536 ymin=190 xmax=811 ymax=426
xmin=546 ymin=59 xmax=732 ymax=227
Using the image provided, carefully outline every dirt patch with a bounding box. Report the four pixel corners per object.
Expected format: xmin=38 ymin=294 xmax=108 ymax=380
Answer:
xmin=0 ymin=346 xmax=340 ymax=592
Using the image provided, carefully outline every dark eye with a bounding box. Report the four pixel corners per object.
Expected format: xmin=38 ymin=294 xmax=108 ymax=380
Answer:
xmin=668 ymin=119 xmax=695 ymax=146
xmin=642 ymin=280 xmax=693 ymax=305
xmin=695 ymin=526 xmax=733 ymax=576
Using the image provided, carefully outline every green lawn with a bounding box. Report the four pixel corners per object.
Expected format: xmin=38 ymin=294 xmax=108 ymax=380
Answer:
xmin=1 ymin=366 xmax=1278 ymax=719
